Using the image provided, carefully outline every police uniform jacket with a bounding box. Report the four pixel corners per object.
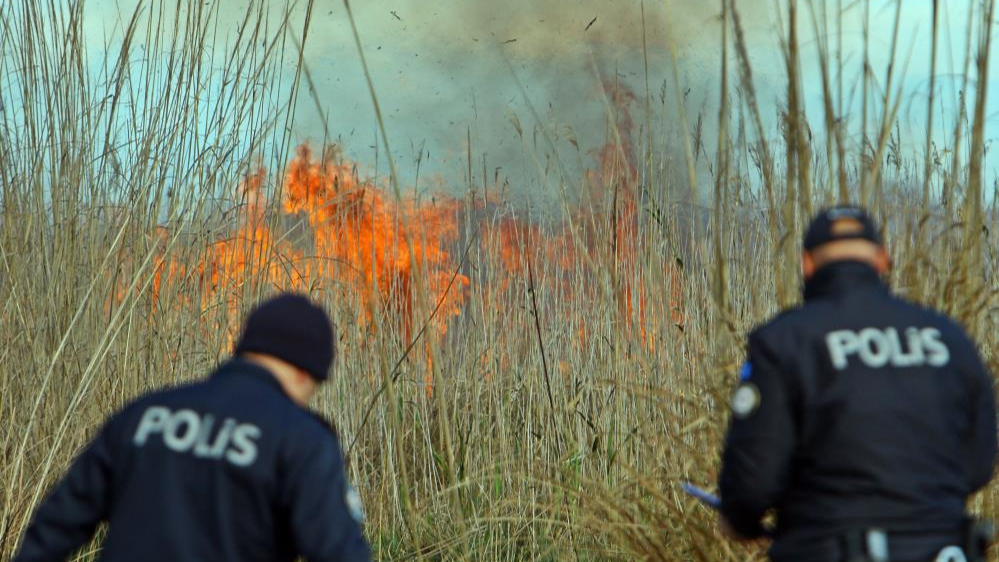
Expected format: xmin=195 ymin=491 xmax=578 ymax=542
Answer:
xmin=15 ymin=358 xmax=371 ymax=562
xmin=719 ymin=261 xmax=997 ymax=562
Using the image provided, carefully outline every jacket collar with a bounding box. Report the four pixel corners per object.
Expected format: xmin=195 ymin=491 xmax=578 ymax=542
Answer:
xmin=803 ymin=260 xmax=887 ymax=302
xmin=212 ymin=357 xmax=290 ymax=399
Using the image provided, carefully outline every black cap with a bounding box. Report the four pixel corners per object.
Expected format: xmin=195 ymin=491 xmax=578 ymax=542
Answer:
xmin=803 ymin=206 xmax=882 ymax=251
xmin=234 ymin=293 xmax=336 ymax=381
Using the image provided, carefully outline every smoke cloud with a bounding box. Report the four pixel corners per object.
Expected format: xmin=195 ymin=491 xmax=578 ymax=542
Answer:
xmin=287 ymin=1 xmax=779 ymax=201
xmin=82 ymin=1 xmax=985 ymax=199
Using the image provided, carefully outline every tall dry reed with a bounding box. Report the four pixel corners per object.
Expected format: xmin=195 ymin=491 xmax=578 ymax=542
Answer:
xmin=1 ymin=1 xmax=997 ymax=561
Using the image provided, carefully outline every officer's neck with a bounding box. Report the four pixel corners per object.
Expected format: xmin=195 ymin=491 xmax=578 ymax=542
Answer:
xmin=803 ymin=259 xmax=886 ymax=301
xmin=240 ymin=353 xmax=315 ymax=406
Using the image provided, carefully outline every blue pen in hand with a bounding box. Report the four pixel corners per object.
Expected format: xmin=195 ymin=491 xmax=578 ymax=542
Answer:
xmin=680 ymin=481 xmax=776 ymax=539
xmin=680 ymin=482 xmax=721 ymax=509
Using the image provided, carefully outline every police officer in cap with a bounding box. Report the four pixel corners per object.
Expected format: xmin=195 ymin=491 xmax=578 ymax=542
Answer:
xmin=15 ymin=293 xmax=370 ymax=562
xmin=718 ymin=206 xmax=997 ymax=562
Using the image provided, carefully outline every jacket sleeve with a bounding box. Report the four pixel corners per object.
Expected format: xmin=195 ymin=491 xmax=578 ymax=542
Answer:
xmin=14 ymin=419 xmax=117 ymax=562
xmin=718 ymin=334 xmax=797 ymax=539
xmin=280 ymin=428 xmax=371 ymax=562
xmin=964 ymin=342 xmax=997 ymax=491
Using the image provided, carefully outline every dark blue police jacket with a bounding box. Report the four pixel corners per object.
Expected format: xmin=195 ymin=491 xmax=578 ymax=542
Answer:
xmin=15 ymin=358 xmax=371 ymax=562
xmin=719 ymin=261 xmax=998 ymax=562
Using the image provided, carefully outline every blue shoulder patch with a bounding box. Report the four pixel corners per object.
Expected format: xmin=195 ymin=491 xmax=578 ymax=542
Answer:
xmin=738 ymin=362 xmax=753 ymax=381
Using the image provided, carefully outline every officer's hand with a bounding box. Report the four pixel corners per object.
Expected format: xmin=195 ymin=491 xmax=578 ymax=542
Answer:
xmin=718 ymin=515 xmax=749 ymax=542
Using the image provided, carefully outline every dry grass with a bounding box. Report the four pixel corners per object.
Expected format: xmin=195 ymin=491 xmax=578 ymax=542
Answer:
xmin=2 ymin=1 xmax=998 ymax=561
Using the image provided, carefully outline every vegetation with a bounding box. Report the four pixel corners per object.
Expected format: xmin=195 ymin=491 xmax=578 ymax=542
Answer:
xmin=1 ymin=1 xmax=997 ymax=561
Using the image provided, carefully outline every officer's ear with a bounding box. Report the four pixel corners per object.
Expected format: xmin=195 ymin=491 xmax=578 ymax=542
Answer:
xmin=802 ymin=250 xmax=817 ymax=280
xmin=295 ymin=368 xmax=314 ymax=385
xmin=874 ymin=246 xmax=891 ymax=275
xmin=301 ymin=369 xmax=321 ymax=391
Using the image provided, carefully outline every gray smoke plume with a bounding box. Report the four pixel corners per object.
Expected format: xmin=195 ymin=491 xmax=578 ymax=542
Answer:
xmin=285 ymin=0 xmax=778 ymax=203
xmin=85 ymin=1 xmax=967 ymax=202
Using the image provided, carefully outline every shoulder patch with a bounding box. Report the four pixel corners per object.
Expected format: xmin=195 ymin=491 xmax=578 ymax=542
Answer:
xmin=731 ymin=382 xmax=761 ymax=419
xmin=344 ymin=483 xmax=364 ymax=523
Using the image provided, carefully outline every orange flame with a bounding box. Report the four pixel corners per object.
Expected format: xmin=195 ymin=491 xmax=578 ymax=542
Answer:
xmin=142 ymin=82 xmax=683 ymax=374
xmin=283 ymin=144 xmax=469 ymax=336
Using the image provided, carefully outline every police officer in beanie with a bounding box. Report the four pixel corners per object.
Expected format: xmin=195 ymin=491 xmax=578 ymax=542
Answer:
xmin=718 ymin=206 xmax=998 ymax=562
xmin=14 ymin=293 xmax=370 ymax=562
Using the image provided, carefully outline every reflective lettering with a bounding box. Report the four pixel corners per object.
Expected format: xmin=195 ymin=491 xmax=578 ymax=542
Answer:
xmin=209 ymin=419 xmax=237 ymax=458
xmin=227 ymin=424 xmax=261 ymax=467
xmin=826 ymin=326 xmax=951 ymax=370
xmin=923 ymin=328 xmax=951 ymax=366
xmin=886 ymin=328 xmax=914 ymax=367
xmin=163 ymin=409 xmax=200 ymax=452
xmin=857 ymin=328 xmax=891 ymax=368
xmin=193 ymin=414 xmax=217 ymax=457
xmin=827 ymin=330 xmax=858 ymax=369
xmin=132 ymin=406 xmax=261 ymax=467
xmin=133 ymin=406 xmax=171 ymax=445
xmin=903 ymin=328 xmax=927 ymax=366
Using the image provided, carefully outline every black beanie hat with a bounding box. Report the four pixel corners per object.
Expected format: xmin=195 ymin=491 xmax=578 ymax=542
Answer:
xmin=234 ymin=293 xmax=336 ymax=381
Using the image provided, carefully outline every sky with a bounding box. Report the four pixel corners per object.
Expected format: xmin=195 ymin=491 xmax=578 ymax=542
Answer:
xmin=58 ymin=0 xmax=999 ymax=204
